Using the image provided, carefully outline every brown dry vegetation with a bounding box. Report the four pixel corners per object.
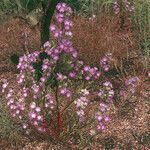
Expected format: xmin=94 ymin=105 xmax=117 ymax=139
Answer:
xmin=0 ymin=18 xmax=40 ymax=72
xmin=0 ymin=14 xmax=150 ymax=150
xmin=0 ymin=14 xmax=140 ymax=70
xmin=72 ymin=14 xmax=137 ymax=64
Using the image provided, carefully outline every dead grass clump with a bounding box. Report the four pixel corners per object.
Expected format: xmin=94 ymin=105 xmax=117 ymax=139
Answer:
xmin=72 ymin=14 xmax=137 ymax=65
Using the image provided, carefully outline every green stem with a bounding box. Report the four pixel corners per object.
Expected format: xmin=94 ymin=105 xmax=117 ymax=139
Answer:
xmin=55 ymin=85 xmax=60 ymax=135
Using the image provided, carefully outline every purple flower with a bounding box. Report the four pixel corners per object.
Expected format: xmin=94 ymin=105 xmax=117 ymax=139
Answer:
xmin=22 ymin=87 xmax=28 ymax=98
xmin=1 ymin=79 xmax=8 ymax=92
xmin=98 ymin=90 xmax=104 ymax=97
xmin=45 ymin=93 xmax=55 ymax=111
xmin=59 ymin=87 xmax=72 ymax=98
xmin=113 ymin=1 xmax=120 ymax=14
xmin=30 ymin=102 xmax=36 ymax=109
xmin=104 ymin=116 xmax=111 ymax=122
xmin=55 ymin=13 xmax=64 ymax=23
xmin=96 ymin=124 xmax=106 ymax=131
xmin=85 ymin=76 xmax=91 ymax=81
xmin=57 ymin=73 xmax=67 ymax=81
xmin=125 ymin=76 xmax=140 ymax=94
xmin=50 ymin=24 xmax=56 ymax=32
xmin=69 ymin=72 xmax=76 ymax=78
xmin=99 ymin=102 xmax=108 ymax=112
xmin=17 ymin=73 xmax=25 ymax=84
xmin=84 ymin=66 xmax=90 ymax=71
xmin=43 ymin=41 xmax=51 ymax=49
xmin=23 ymin=123 xmax=28 ymax=129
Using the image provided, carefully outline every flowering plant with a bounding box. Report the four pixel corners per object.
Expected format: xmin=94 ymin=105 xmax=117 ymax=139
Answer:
xmin=0 ymin=3 xmax=119 ymax=145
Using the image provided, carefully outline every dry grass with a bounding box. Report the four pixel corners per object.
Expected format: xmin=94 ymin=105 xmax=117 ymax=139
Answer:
xmin=72 ymin=14 xmax=137 ymax=65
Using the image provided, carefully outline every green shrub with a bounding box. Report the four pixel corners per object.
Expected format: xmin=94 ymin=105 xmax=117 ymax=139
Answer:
xmin=132 ymin=0 xmax=150 ymax=56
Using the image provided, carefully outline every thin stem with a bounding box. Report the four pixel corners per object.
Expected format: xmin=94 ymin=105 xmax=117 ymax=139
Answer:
xmin=55 ymin=85 xmax=60 ymax=135
xmin=61 ymin=99 xmax=74 ymax=114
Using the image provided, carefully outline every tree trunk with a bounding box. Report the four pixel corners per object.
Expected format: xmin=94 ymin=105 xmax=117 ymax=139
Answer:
xmin=41 ymin=0 xmax=61 ymax=46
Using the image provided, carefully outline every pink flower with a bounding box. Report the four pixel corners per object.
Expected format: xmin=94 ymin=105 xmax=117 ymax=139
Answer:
xmin=50 ymin=24 xmax=56 ymax=31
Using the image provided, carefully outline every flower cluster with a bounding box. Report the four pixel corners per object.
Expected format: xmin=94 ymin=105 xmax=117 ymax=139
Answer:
xmin=49 ymin=2 xmax=78 ymax=61
xmin=95 ymin=102 xmax=111 ymax=131
xmin=125 ymin=76 xmax=140 ymax=94
xmin=45 ymin=93 xmax=55 ymax=112
xmin=113 ymin=1 xmax=120 ymax=15
xmin=98 ymin=81 xmax=114 ymax=103
xmin=1 ymin=79 xmax=8 ymax=93
xmin=75 ymin=94 xmax=89 ymax=122
xmin=17 ymin=73 xmax=25 ymax=84
xmin=59 ymin=87 xmax=72 ymax=98
xmin=113 ymin=0 xmax=134 ymax=15
xmin=16 ymin=51 xmax=40 ymax=85
xmin=50 ymin=2 xmax=73 ymax=40
xmin=95 ymin=81 xmax=114 ymax=132
xmin=68 ymin=60 xmax=84 ymax=79
xmin=123 ymin=0 xmax=134 ymax=12
xmin=6 ymin=89 xmax=25 ymax=119
xmin=31 ymin=84 xmax=40 ymax=99
xmin=100 ymin=53 xmax=112 ymax=72
xmin=81 ymin=65 xmax=101 ymax=81
xmin=40 ymin=59 xmax=52 ymax=86
xmin=29 ymin=102 xmax=45 ymax=133
xmin=17 ymin=51 xmax=39 ymax=71
xmin=56 ymin=3 xmax=73 ymax=15
xmin=21 ymin=87 xmax=28 ymax=98
xmin=59 ymin=39 xmax=77 ymax=58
